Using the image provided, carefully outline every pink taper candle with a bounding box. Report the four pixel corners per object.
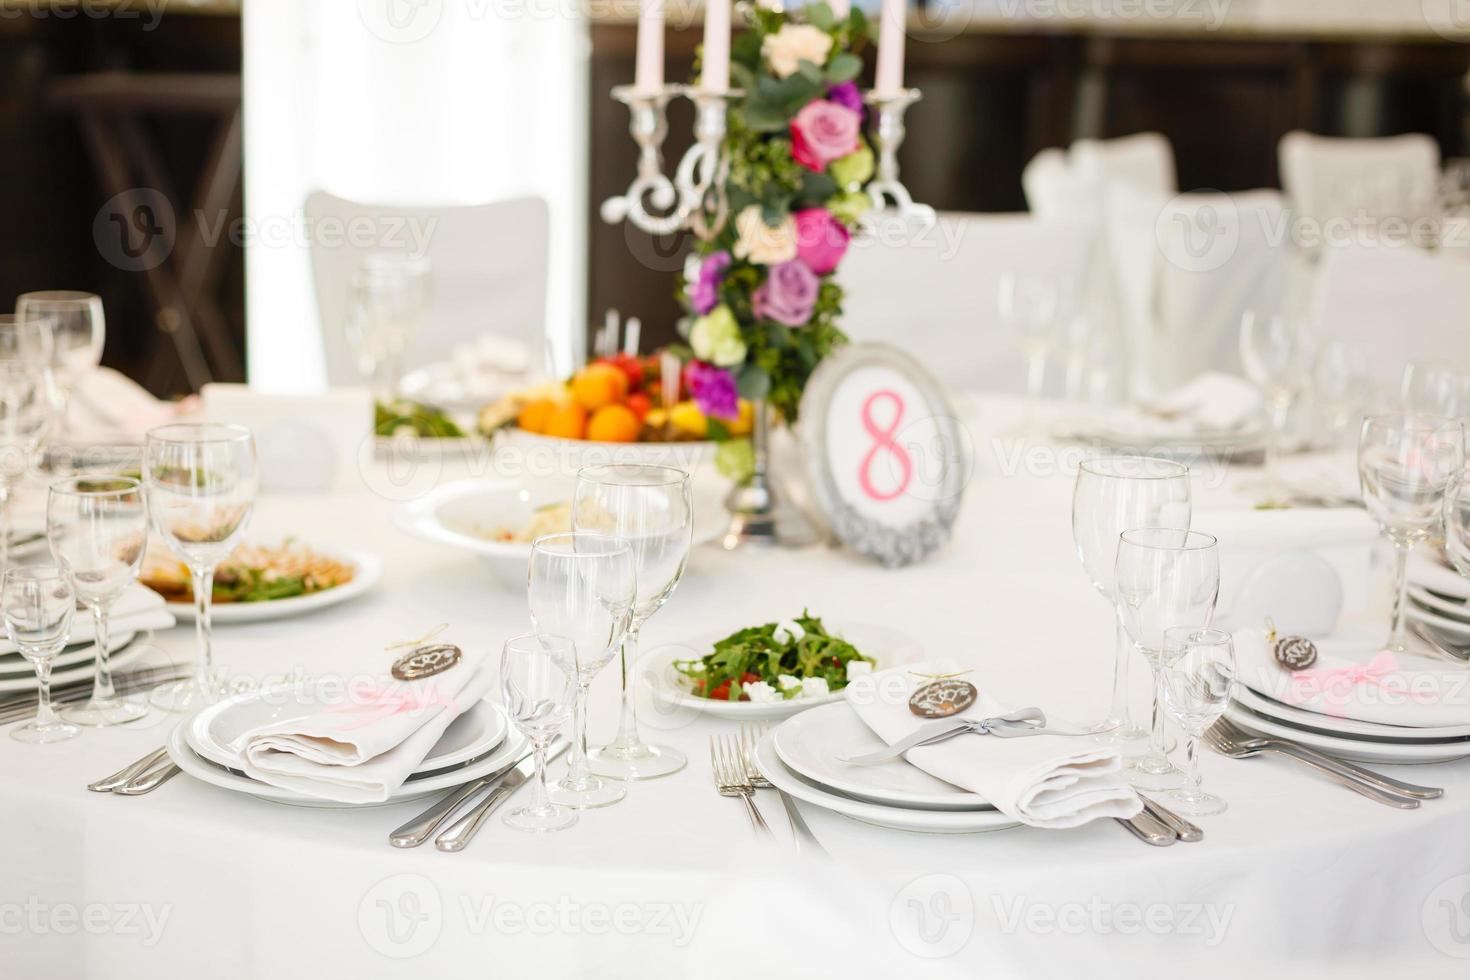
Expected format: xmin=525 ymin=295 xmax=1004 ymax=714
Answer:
xmin=702 ymin=0 xmax=731 ymax=93
xmin=829 ymin=0 xmax=850 ymax=17
xmin=634 ymin=0 xmax=665 ymax=94
xmin=874 ymin=0 xmax=906 ymax=96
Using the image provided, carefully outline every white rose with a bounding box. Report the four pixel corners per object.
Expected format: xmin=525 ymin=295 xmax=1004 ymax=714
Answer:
xmin=799 ymin=677 xmax=830 ymax=699
xmin=732 ymin=206 xmax=797 ymax=266
xmin=773 ymin=619 xmax=807 ymax=645
xmin=761 ymin=24 xmax=833 ymax=79
xmin=846 ymin=661 xmax=873 ymax=681
xmin=742 ymin=680 xmax=780 ymax=703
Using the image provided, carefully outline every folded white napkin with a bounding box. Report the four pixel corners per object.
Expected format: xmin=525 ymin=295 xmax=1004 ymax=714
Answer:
xmin=844 ymin=662 xmax=1141 ymax=829
xmin=0 ymin=585 xmax=174 ymax=655
xmin=67 ymin=367 xmax=179 ymax=442
xmin=1145 ymin=372 xmax=1261 ymax=433
xmin=241 ymin=645 xmax=497 ymax=803
xmin=1234 ymin=627 xmax=1470 ymax=729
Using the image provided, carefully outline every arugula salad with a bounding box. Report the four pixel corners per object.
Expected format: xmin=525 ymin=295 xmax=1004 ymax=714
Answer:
xmin=673 ymin=612 xmax=875 ymax=702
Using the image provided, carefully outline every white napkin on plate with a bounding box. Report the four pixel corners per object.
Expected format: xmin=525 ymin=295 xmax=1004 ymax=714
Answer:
xmin=0 ymin=585 xmax=175 ymax=655
xmin=1142 ymin=372 xmax=1261 ymax=433
xmin=844 ymin=662 xmax=1141 ymax=829
xmin=1234 ymin=627 xmax=1470 ymax=729
xmin=241 ymin=644 xmax=497 ymax=803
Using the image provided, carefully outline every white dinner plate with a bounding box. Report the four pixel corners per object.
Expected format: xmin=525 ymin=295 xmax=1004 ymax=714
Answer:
xmin=187 ymin=682 xmax=508 ymax=776
xmin=1407 ymin=600 xmax=1470 ymax=641
xmin=772 ymin=702 xmax=991 ymax=810
xmin=1224 ymin=703 xmax=1470 ymax=764
xmin=0 ymin=631 xmax=138 ymax=678
xmin=1232 ymin=683 xmax=1470 ymax=742
xmin=643 ymin=621 xmax=923 ymax=720
xmin=0 ymin=637 xmax=152 ymax=694
xmin=166 ymin=721 xmax=528 ymax=808
xmin=1408 ymin=551 xmax=1470 ymax=600
xmin=164 ymin=549 xmax=382 ymax=623
xmin=1409 ymin=585 xmax=1470 ymax=624
xmin=754 ymin=732 xmax=1018 ymax=834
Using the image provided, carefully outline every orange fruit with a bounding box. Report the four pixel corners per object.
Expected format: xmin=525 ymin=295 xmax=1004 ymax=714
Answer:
xmin=727 ymin=399 xmax=755 ymax=436
xmin=570 ymin=363 xmax=629 ymax=411
xmin=544 ymin=402 xmax=589 ymax=440
xmin=516 ymin=397 xmax=557 ymax=434
xmin=587 ymin=404 xmax=641 ymax=443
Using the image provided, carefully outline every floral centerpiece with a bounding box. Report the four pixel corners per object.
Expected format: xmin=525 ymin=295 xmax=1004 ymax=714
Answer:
xmin=676 ymin=2 xmax=875 ymax=480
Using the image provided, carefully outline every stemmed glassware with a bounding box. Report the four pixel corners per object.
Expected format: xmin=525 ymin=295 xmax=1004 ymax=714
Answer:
xmin=1239 ymin=309 xmax=1313 ymax=498
xmin=143 ymin=424 xmax=258 ymax=712
xmin=999 ymin=272 xmax=1059 ymax=432
xmin=0 ymin=313 xmax=56 ymax=365
xmin=1400 ymin=362 xmax=1470 ymax=419
xmin=345 ymin=253 xmax=433 ymax=400
xmin=47 ymin=477 xmax=149 ymax=726
xmin=500 ymin=632 xmax=579 ymax=833
xmin=572 ymin=463 xmax=692 ymax=780
xmin=1312 ymin=340 xmax=1374 ymax=451
xmin=1114 ymin=528 xmax=1220 ymax=789
xmin=1160 ymin=626 xmax=1235 ymax=816
xmin=0 ymin=361 xmax=59 ymax=575
xmin=527 ymin=532 xmax=636 ymax=808
xmin=3 ymin=565 xmax=78 ymax=743
xmin=1444 ymin=467 xmax=1470 ymax=578
xmin=1358 ymin=414 xmax=1464 ymax=653
xmin=1072 ymin=456 xmax=1192 ymax=741
xmin=16 ymin=291 xmax=104 ymax=409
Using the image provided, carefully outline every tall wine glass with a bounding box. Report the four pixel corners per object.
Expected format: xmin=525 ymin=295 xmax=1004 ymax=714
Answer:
xmin=1312 ymin=340 xmax=1374 ymax=451
xmin=1160 ymin=626 xmax=1235 ymax=816
xmin=3 ymin=565 xmax=78 ymax=743
xmin=1072 ymin=456 xmax=1192 ymax=741
xmin=999 ymin=272 xmax=1059 ymax=432
xmin=1358 ymin=414 xmax=1464 ymax=653
xmin=48 ymin=477 xmax=149 ymax=726
xmin=1239 ymin=309 xmax=1313 ymax=498
xmin=143 ymin=424 xmax=257 ymax=712
xmin=16 ymin=291 xmax=104 ymax=404
xmin=0 ymin=313 xmax=55 ymax=365
xmin=1115 ymin=528 xmax=1220 ymax=790
xmin=345 ymin=253 xmax=433 ymax=400
xmin=528 ymin=532 xmax=636 ymax=808
xmin=0 ymin=361 xmax=58 ymax=575
xmin=500 ymin=632 xmax=578 ymax=833
xmin=1445 ymin=466 xmax=1470 ymax=578
xmin=573 ymin=464 xmax=692 ymax=780
xmin=1401 ymin=362 xmax=1470 ymax=418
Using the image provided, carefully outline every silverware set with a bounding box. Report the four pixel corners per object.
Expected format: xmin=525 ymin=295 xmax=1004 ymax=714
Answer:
xmin=707 ymin=724 xmax=830 ymax=856
xmin=0 ymin=661 xmax=186 ymax=728
xmin=1205 ymin=717 xmax=1443 ymax=808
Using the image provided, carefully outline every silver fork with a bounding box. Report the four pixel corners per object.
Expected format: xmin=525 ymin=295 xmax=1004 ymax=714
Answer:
xmin=740 ymin=722 xmax=832 ymax=857
xmin=1204 ymin=721 xmax=1419 ymax=808
xmin=1212 ymin=717 xmax=1442 ymax=799
xmin=711 ymin=735 xmax=771 ymax=836
xmin=738 ymin=723 xmax=772 ymax=788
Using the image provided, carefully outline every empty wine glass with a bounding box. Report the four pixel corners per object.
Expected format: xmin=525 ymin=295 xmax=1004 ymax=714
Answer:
xmin=15 ymin=291 xmax=104 ymax=401
xmin=0 ymin=361 xmax=59 ymax=574
xmin=528 ymin=532 xmax=636 ymax=808
xmin=999 ymin=272 xmax=1060 ymax=431
xmin=573 ymin=464 xmax=692 ymax=780
xmin=1445 ymin=467 xmax=1470 ymax=578
xmin=1312 ymin=340 xmax=1374 ymax=451
xmin=1239 ymin=309 xmax=1314 ymax=497
xmin=0 ymin=313 xmax=55 ymax=366
xmin=1359 ymin=414 xmax=1464 ymax=652
xmin=345 ymin=253 xmax=433 ymax=400
xmin=1160 ymin=626 xmax=1235 ymax=816
xmin=1072 ymin=456 xmax=1192 ymax=741
xmin=48 ymin=476 xmax=149 ymax=726
xmin=143 ymin=424 xmax=258 ymax=712
xmin=3 ymin=565 xmax=78 ymax=743
xmin=500 ymin=632 xmax=578 ymax=833
xmin=1114 ymin=528 xmax=1220 ymax=790
xmin=1400 ymin=362 xmax=1470 ymax=418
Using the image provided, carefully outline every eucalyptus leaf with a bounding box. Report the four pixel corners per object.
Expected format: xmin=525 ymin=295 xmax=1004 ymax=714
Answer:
xmin=826 ymin=52 xmax=862 ymax=84
xmin=800 ymin=171 xmax=838 ymax=202
xmin=805 ymin=2 xmax=835 ymax=30
xmin=737 ymin=363 xmax=771 ymax=400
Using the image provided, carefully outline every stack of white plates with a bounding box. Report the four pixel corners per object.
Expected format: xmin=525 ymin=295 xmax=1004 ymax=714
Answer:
xmin=166 ymin=683 xmax=525 ymax=808
xmin=757 ymin=702 xmax=1019 ymax=833
xmin=1406 ymin=552 xmax=1470 ymax=655
xmin=0 ymin=631 xmax=144 ymax=694
xmin=1057 ymin=409 xmax=1264 ymax=460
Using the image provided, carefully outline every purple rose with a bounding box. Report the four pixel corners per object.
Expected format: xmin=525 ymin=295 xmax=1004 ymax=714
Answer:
xmin=685 ymin=361 xmax=740 ymax=421
xmin=690 ymin=250 xmax=730 ymax=316
xmin=827 ymin=81 xmax=863 ymax=118
xmin=753 ymin=259 xmax=820 ymax=327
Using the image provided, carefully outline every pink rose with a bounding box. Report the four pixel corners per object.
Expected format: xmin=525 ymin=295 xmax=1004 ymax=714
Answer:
xmin=753 ymin=259 xmax=820 ymax=328
xmin=790 ymin=100 xmax=861 ymax=173
xmin=793 ymin=208 xmax=850 ymax=275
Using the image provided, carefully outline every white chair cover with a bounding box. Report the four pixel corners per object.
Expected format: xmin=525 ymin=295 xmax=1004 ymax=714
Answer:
xmin=1070 ymin=132 xmax=1178 ymax=196
xmin=1279 ymin=132 xmax=1441 ymax=237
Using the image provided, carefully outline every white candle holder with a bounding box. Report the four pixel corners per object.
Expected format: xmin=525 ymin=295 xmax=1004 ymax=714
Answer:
xmin=863 ymin=88 xmax=936 ymax=229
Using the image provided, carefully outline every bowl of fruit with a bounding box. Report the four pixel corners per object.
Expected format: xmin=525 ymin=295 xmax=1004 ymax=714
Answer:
xmin=478 ymin=353 xmax=744 ymax=476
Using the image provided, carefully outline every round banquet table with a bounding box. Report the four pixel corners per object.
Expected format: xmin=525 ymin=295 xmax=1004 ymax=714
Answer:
xmin=5 ymin=397 xmax=1470 ymax=980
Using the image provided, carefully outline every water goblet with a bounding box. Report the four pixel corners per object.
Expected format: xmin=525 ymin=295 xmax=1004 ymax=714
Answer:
xmin=3 ymin=565 xmax=78 ymax=743
xmin=528 ymin=532 xmax=636 ymax=808
xmin=1444 ymin=466 xmax=1470 ymax=578
xmin=1114 ymin=528 xmax=1220 ymax=790
xmin=1072 ymin=456 xmax=1192 ymax=741
xmin=16 ymin=291 xmax=104 ymax=410
xmin=1359 ymin=414 xmax=1464 ymax=652
xmin=573 ymin=463 xmax=692 ymax=780
xmin=1160 ymin=626 xmax=1235 ymax=816
xmin=143 ymin=423 xmax=258 ymax=712
xmin=48 ymin=476 xmax=149 ymax=726
xmin=500 ymin=632 xmax=579 ymax=833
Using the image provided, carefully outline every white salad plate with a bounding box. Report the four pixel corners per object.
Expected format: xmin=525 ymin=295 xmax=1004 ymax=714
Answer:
xmin=166 ymin=720 xmax=528 ymax=808
xmin=165 ymin=549 xmax=382 ymax=624
xmin=1406 ymin=601 xmax=1470 ymax=642
xmin=754 ymin=732 xmax=1018 ymax=834
xmin=187 ymin=683 xmax=508 ymax=775
xmin=1231 ymin=683 xmax=1470 ymax=742
xmin=0 ymin=631 xmax=138 ymax=677
xmin=0 ymin=637 xmax=151 ymax=694
xmin=644 ymin=622 xmax=924 ymax=720
xmin=1408 ymin=585 xmax=1470 ymax=624
xmin=1224 ymin=703 xmax=1470 ymax=764
xmin=772 ymin=702 xmax=991 ymax=810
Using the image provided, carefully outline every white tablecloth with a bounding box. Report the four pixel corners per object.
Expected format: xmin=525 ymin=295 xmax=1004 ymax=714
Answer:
xmin=4 ymin=398 xmax=1468 ymax=979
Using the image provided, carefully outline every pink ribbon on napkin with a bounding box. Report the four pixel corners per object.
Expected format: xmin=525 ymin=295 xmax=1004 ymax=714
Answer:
xmin=321 ymin=682 xmax=461 ymax=732
xmin=1287 ymin=650 xmax=1438 ymax=717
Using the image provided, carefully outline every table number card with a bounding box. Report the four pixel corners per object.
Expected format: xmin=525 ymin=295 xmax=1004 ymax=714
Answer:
xmin=798 ymin=343 xmax=968 ymax=567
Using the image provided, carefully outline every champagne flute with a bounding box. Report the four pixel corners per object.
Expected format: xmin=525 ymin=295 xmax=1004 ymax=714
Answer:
xmin=1358 ymin=414 xmax=1463 ymax=653
xmin=500 ymin=632 xmax=578 ymax=833
xmin=0 ymin=362 xmax=59 ymax=575
xmin=573 ymin=463 xmax=692 ymax=780
xmin=48 ymin=477 xmax=149 ymax=726
xmin=528 ymin=532 xmax=636 ymax=808
xmin=1072 ymin=456 xmax=1192 ymax=740
xmin=1160 ymin=626 xmax=1235 ymax=816
xmin=1115 ymin=528 xmax=1220 ymax=790
xmin=1239 ymin=309 xmax=1313 ymax=499
xmin=3 ymin=565 xmax=78 ymax=743
xmin=143 ymin=424 xmax=258 ymax=712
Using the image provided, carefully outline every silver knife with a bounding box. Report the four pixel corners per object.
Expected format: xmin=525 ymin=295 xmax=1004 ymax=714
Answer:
xmin=1114 ymin=808 xmax=1177 ymax=846
xmin=777 ymin=790 xmax=830 ymax=859
xmin=435 ymin=741 xmax=568 ymax=852
xmin=1138 ymin=794 xmax=1203 ymax=843
xmin=389 ymin=749 xmax=535 ymax=848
